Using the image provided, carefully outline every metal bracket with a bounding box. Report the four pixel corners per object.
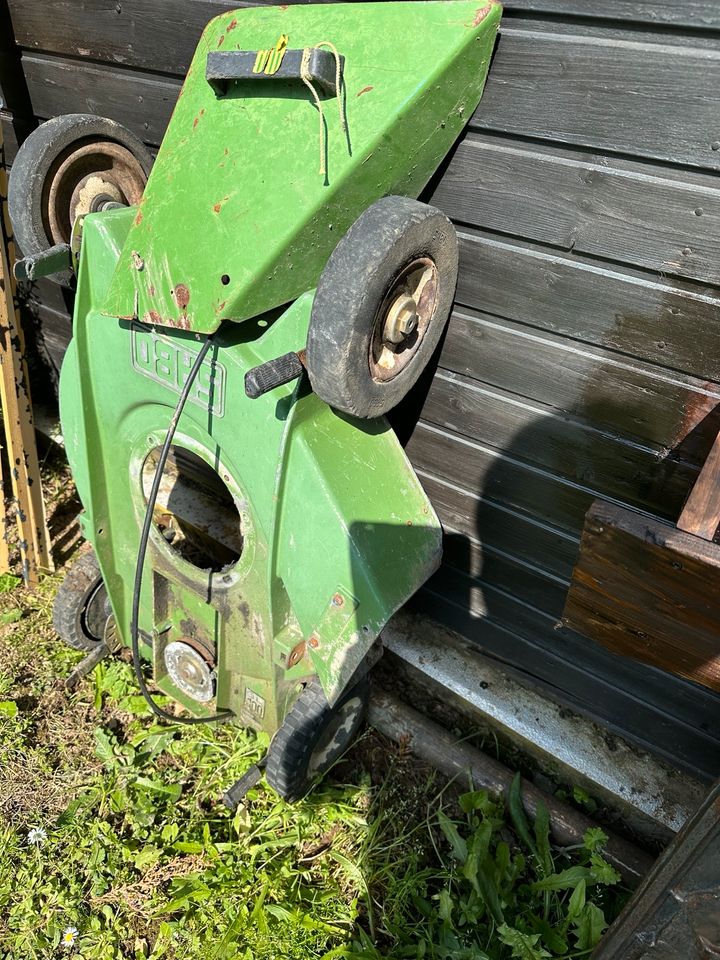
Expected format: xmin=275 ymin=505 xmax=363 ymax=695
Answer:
xmin=14 ymin=242 xmax=72 ymax=282
xmin=207 ymin=49 xmax=344 ymax=96
xmin=65 ymin=641 xmax=111 ymax=691
xmin=222 ymin=756 xmax=267 ymax=810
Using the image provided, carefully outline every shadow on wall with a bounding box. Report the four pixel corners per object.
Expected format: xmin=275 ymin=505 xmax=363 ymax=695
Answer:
xmin=389 ymin=303 xmax=720 ymax=774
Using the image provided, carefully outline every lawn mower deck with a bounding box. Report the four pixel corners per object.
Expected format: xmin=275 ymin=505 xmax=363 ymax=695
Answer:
xmin=9 ymin=0 xmax=501 ymax=799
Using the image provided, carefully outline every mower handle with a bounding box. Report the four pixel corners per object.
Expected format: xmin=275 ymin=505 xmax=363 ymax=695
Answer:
xmin=245 ymin=350 xmax=306 ymax=399
xmin=207 ymin=49 xmax=344 ymax=96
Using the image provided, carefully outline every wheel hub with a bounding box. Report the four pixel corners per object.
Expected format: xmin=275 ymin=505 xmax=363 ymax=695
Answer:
xmin=370 ymin=257 xmax=439 ymax=382
xmin=307 ymin=695 xmax=364 ymax=775
xmin=383 ymin=292 xmax=419 ymax=345
xmin=164 ymin=640 xmax=216 ymax=703
xmin=46 ymin=140 xmax=148 ymax=245
xmin=74 ymin=174 xmax=125 ymax=215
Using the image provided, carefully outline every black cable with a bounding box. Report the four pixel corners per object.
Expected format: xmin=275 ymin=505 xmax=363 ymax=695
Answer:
xmin=130 ymin=332 xmax=233 ymax=725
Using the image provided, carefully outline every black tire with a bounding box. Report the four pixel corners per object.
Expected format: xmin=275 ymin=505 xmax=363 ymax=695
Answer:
xmin=8 ymin=114 xmax=153 ymax=280
xmin=266 ymin=676 xmax=370 ymax=802
xmin=53 ymin=549 xmax=113 ymax=653
xmin=306 ymin=196 xmax=458 ymax=419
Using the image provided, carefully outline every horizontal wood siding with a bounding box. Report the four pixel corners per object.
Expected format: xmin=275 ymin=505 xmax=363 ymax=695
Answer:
xmin=433 ymin=136 xmax=720 ymax=285
xmin=470 ymin=29 xmax=720 ymax=170
xmin=3 ymin=0 xmax=720 ymax=780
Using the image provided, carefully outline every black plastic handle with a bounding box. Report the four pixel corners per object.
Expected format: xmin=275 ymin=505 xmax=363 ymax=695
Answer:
xmin=207 ymin=49 xmax=344 ymax=96
xmin=245 ymin=351 xmax=305 ymax=399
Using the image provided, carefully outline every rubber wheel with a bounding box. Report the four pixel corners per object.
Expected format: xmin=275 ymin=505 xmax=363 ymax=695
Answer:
xmin=306 ymin=196 xmax=458 ymax=419
xmin=266 ymin=676 xmax=370 ymax=802
xmin=53 ymin=549 xmax=113 ymax=653
xmin=8 ymin=114 xmax=153 ymax=281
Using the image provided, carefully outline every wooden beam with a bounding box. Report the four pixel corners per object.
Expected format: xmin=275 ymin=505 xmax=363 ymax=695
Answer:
xmin=677 ymin=430 xmax=720 ymax=541
xmin=564 ymin=499 xmax=720 ymax=694
xmin=0 ymin=123 xmax=52 ymax=582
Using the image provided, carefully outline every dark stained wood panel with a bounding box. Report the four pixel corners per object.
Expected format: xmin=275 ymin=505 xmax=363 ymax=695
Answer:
xmin=408 ymin=421 xmax=600 ymax=535
xmin=430 ymin=136 xmax=720 ymax=285
xmin=442 ymin=521 xmax=569 ymax=604
xmin=455 ymin=232 xmax=720 ymax=381
xmin=26 ymin=305 xmax=72 ymax=382
xmin=506 ymin=0 xmax=720 ymax=28
xmin=21 ymin=53 xmax=181 ymax=146
xmin=472 ymin=29 xmax=720 ymax=171
xmin=422 ymin=370 xmax=701 ymax=513
xmin=0 ymin=116 xmax=18 ymax=165
xmin=439 ymin=309 xmax=720 ymax=457
xmin=8 ymin=0 xmax=233 ymax=76
xmin=419 ymin=469 xmax=579 ymax=580
xmin=442 ymin=530 xmax=569 ymax=616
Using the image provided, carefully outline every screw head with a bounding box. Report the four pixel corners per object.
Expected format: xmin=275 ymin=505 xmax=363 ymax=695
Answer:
xmin=331 ymin=593 xmax=344 ymax=608
xmin=308 ymin=634 xmax=320 ymax=649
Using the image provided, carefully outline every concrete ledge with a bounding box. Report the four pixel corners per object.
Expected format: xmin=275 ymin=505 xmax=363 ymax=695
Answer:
xmin=384 ymin=611 xmax=705 ymax=842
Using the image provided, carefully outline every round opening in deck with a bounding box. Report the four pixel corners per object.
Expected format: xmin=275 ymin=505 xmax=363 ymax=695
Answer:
xmin=141 ymin=445 xmax=243 ymax=572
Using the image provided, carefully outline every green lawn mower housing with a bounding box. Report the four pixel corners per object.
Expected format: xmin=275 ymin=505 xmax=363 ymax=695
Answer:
xmin=9 ymin=0 xmax=501 ymax=800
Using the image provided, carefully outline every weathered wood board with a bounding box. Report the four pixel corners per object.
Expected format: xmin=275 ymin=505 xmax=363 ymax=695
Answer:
xmin=564 ymin=500 xmax=720 ymax=693
xmin=0 ymin=127 xmax=53 ymax=582
xmin=430 ymin=137 xmax=720 ymax=286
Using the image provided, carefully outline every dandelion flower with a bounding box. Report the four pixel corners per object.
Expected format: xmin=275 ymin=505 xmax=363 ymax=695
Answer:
xmin=27 ymin=826 xmax=47 ymax=846
xmin=62 ymin=927 xmax=79 ymax=949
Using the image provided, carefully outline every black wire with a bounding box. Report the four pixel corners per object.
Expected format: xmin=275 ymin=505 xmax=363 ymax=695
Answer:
xmin=130 ymin=332 xmax=233 ymax=726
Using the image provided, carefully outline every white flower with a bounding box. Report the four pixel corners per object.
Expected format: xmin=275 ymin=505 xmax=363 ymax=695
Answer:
xmin=61 ymin=927 xmax=79 ymax=949
xmin=27 ymin=826 xmax=47 ymax=846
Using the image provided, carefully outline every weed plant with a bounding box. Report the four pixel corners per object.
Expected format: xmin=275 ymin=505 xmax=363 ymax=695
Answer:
xmin=0 ymin=573 xmax=628 ymax=959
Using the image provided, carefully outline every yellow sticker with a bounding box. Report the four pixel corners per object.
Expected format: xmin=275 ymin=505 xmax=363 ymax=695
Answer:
xmin=253 ymin=34 xmax=289 ymax=76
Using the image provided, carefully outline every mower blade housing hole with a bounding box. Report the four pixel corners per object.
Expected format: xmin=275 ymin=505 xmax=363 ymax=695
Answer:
xmin=141 ymin=445 xmax=242 ymax=571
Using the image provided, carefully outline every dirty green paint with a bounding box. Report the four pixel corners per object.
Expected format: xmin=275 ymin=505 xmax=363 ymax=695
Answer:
xmin=60 ymin=1 xmax=500 ymax=735
xmin=62 ymin=208 xmax=441 ymax=729
xmin=102 ymin=0 xmax=501 ymax=334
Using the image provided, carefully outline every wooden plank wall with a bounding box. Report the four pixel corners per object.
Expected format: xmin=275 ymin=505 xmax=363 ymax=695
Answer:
xmin=3 ymin=0 xmax=720 ymax=781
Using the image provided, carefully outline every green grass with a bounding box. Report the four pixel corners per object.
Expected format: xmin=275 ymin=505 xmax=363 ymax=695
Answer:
xmin=0 ymin=571 xmax=628 ymax=960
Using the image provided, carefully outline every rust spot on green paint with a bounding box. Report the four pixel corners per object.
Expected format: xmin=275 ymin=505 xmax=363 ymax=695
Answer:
xmin=213 ymin=203 xmax=222 ymax=213
xmin=134 ymin=210 xmax=143 ymax=226
xmin=159 ymin=313 xmax=191 ymax=331
xmin=472 ymin=3 xmax=492 ymax=25
xmin=226 ymin=17 xmax=237 ymax=31
xmin=357 ymin=86 xmax=374 ymax=97
xmin=174 ymin=284 xmax=191 ymax=310
xmin=144 ymin=310 xmax=162 ymax=325
xmin=218 ymin=33 xmax=225 ymax=46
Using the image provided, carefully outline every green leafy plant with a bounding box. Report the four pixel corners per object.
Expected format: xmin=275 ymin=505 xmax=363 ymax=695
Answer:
xmin=346 ymin=772 xmax=626 ymax=959
xmin=0 ymin=569 xmax=629 ymax=959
